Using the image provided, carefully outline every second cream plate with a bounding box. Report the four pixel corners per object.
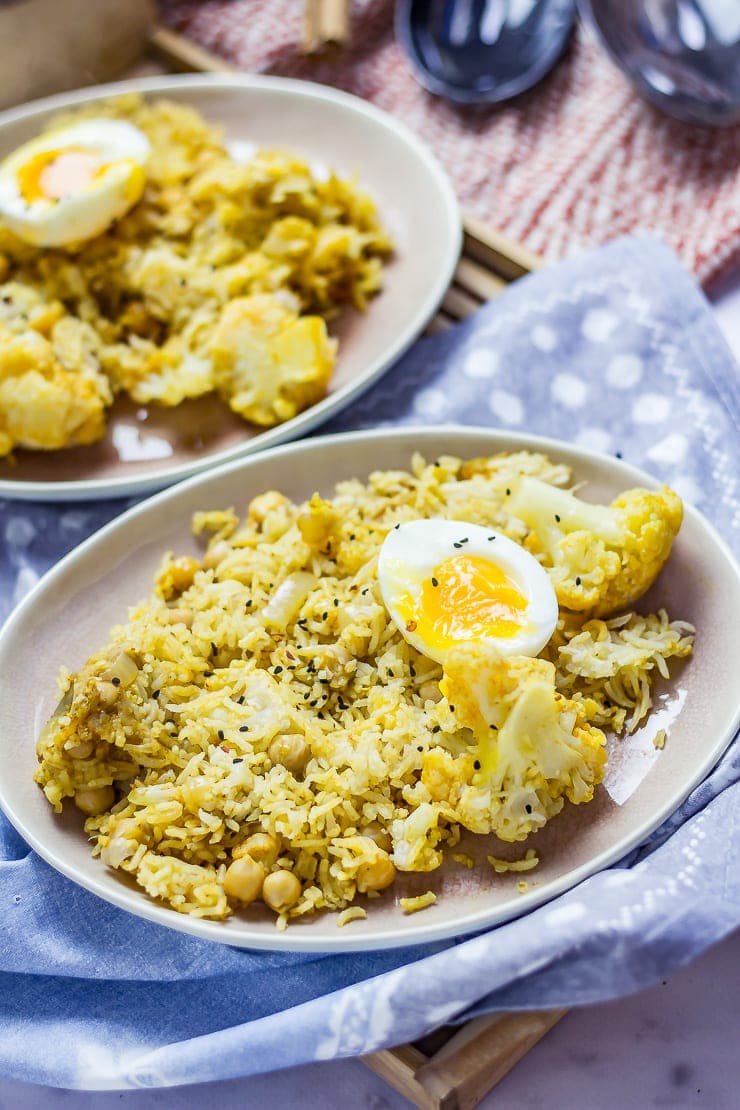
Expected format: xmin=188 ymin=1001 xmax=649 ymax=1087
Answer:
xmin=0 ymin=74 xmax=460 ymax=501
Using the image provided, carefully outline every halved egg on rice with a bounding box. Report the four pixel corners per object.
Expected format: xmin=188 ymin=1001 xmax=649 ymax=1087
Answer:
xmin=0 ymin=119 xmax=150 ymax=248
xmin=378 ymin=519 xmax=558 ymax=664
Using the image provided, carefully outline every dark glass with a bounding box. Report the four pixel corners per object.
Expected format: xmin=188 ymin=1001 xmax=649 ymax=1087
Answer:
xmin=396 ymin=0 xmax=577 ymax=104
xmin=579 ymin=0 xmax=740 ymax=126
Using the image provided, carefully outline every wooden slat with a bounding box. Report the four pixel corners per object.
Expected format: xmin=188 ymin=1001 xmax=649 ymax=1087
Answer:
xmin=148 ymin=25 xmax=237 ymax=73
xmin=453 ymin=257 xmax=508 ymax=302
xmin=364 ymin=1009 xmax=566 ymax=1110
xmin=442 ymin=285 xmax=480 ymax=321
xmin=463 ymin=215 xmax=543 ymax=281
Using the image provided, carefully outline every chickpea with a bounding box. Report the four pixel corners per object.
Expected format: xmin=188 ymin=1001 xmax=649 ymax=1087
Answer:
xmin=74 ymin=785 xmax=115 ymax=816
xmin=268 ymin=734 xmax=309 ymax=777
xmin=65 ymin=739 xmax=94 ymax=760
xmin=235 ymin=832 xmax=280 ymax=868
xmin=202 ymin=540 xmax=231 ymax=572
xmin=360 ymin=824 xmax=392 ymax=854
xmin=164 ymin=607 xmax=194 ymax=628
xmin=262 ymin=869 xmax=302 ymax=913
xmin=356 ymin=852 xmax=396 ymax=893
xmin=419 ymin=680 xmax=442 ymax=704
xmin=94 ymin=680 xmax=121 ymax=709
xmin=223 ymin=855 xmax=265 ymax=905
xmin=168 ymin=556 xmax=200 ymax=594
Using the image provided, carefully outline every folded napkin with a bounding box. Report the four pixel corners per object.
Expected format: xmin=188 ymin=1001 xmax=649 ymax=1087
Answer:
xmin=1 ymin=235 xmax=738 ymax=1090
xmin=159 ymin=0 xmax=740 ymax=286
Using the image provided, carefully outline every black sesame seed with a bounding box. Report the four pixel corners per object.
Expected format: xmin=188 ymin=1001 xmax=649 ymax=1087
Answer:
xmin=394 ymin=523 xmax=400 ymax=530
xmin=246 ymin=600 xmax=253 ymax=608
xmin=361 ymin=588 xmax=369 ymax=596
xmin=322 ymin=611 xmax=328 ymax=621
xmin=460 ymin=538 xmax=468 ymax=544
xmin=488 ymin=535 xmax=496 ymax=541
xmin=233 ymin=757 xmax=244 ymax=764
xmin=309 ymin=699 xmax=318 ymax=707
xmin=304 ymin=692 xmax=310 ymax=700
xmin=506 ymin=488 xmax=511 ymax=496
xmin=273 ymin=665 xmax=283 ymax=674
xmin=349 ymin=533 xmax=356 ymax=540
xmin=111 ymin=676 xmax=121 ymax=687
xmin=431 ymin=577 xmax=439 ymax=588
xmin=432 ymin=725 xmax=441 ymax=734
xmin=525 ymin=804 xmax=532 ymax=813
xmin=239 ymin=725 xmax=249 ymax=732
xmin=210 ymin=641 xmax=217 ymax=655
xmin=387 ymin=669 xmax=394 ymax=677
xmin=217 ymin=730 xmax=224 ymax=740
xmin=417 ymin=745 xmax=423 ymax=752
xmin=453 ymin=542 xmax=462 ymax=549
xmin=297 ymin=619 xmax=308 ymax=629
xmin=307 ymin=660 xmax=316 ymax=673
xmin=575 ymin=576 xmax=581 ymax=585
xmin=555 ymin=514 xmax=561 ymax=523
xmin=204 ymin=671 xmax=214 ymax=678
xmin=615 ymin=451 xmax=623 ymax=459
xmin=410 ymin=665 xmax=416 ymax=677
xmin=449 ymin=705 xmax=455 ymax=712
xmin=473 ymin=759 xmax=481 ymax=770
xmin=333 ymin=598 xmax=339 ymax=607
xmin=152 ymin=689 xmax=160 ymax=699
xmin=237 ymin=695 xmax=245 ymax=704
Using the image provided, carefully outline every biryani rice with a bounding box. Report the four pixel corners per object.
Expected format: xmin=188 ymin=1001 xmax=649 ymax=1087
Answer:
xmin=34 ymin=451 xmax=694 ymax=925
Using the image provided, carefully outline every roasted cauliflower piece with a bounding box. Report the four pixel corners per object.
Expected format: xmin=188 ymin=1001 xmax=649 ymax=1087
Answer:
xmin=210 ymin=293 xmax=336 ymax=427
xmin=508 ymin=476 xmax=683 ymax=617
xmin=432 ymin=644 xmax=606 ymax=842
xmin=0 ymin=318 xmax=111 ymax=456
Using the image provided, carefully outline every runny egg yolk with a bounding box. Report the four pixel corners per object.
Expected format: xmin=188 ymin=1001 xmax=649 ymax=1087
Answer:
xmin=17 ymin=148 xmax=103 ymax=204
xmin=399 ymin=553 xmax=528 ymax=654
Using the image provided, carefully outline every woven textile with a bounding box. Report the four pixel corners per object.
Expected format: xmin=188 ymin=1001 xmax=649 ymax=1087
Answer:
xmin=158 ymin=0 xmax=740 ymax=286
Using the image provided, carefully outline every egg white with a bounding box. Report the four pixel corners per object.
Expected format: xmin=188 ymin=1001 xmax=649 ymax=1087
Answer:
xmin=377 ymin=519 xmax=558 ymax=664
xmin=0 ymin=119 xmax=150 ymax=248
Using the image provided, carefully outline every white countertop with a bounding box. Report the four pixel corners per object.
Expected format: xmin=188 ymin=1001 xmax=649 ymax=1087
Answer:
xmin=3 ymin=274 xmax=738 ymax=1110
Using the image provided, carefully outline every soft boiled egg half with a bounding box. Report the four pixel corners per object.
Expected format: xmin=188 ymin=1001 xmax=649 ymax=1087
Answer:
xmin=378 ymin=519 xmax=558 ymax=664
xmin=0 ymin=119 xmax=150 ymax=248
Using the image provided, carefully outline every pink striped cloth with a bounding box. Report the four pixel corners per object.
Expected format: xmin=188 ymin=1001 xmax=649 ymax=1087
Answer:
xmin=159 ymin=0 xmax=740 ymax=286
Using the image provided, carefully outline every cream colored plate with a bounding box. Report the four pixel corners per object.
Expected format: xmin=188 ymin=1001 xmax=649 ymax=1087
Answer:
xmin=1 ymin=427 xmax=738 ymax=952
xmin=0 ymin=75 xmax=460 ymax=501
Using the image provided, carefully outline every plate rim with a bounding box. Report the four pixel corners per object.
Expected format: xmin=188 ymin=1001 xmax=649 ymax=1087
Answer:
xmin=0 ymin=73 xmax=462 ymax=502
xmin=1 ymin=424 xmax=739 ymax=952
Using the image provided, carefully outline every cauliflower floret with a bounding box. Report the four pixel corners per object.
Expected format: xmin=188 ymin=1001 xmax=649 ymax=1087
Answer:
xmin=0 ymin=320 xmax=110 ymax=455
xmin=508 ymin=476 xmax=683 ymax=617
xmin=210 ymin=293 xmax=336 ymax=426
xmin=435 ymin=644 xmax=606 ymax=842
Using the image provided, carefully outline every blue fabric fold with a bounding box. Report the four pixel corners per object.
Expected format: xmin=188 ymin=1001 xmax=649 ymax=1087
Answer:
xmin=1 ymin=233 xmax=738 ymax=1089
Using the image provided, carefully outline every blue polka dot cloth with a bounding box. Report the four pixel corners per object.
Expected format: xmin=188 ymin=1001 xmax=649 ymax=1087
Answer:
xmin=1 ymin=234 xmax=738 ymax=1090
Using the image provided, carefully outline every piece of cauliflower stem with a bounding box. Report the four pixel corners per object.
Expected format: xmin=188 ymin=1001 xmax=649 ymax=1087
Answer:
xmin=507 ymin=475 xmax=683 ymax=618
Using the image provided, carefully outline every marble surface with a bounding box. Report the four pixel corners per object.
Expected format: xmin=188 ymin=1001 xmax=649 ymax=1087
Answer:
xmin=2 ymin=276 xmax=738 ymax=1110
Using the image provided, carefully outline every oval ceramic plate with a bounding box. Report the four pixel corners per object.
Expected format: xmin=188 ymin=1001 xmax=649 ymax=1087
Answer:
xmin=0 ymin=75 xmax=460 ymax=502
xmin=1 ymin=427 xmax=738 ymax=952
